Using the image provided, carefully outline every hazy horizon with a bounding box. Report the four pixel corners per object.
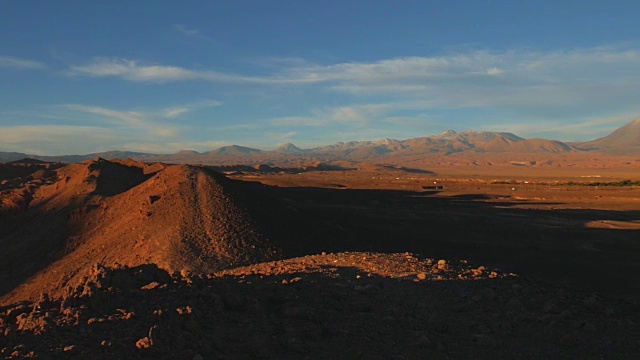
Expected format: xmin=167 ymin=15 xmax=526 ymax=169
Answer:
xmin=2 ymin=1 xmax=640 ymax=155
xmin=0 ymin=123 xmax=626 ymax=157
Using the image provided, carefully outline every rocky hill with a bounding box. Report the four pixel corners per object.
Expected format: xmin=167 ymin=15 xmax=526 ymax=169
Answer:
xmin=0 ymin=158 xmax=321 ymax=304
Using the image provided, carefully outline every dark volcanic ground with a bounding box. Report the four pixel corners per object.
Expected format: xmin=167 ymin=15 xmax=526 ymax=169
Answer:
xmin=241 ymin=178 xmax=640 ymax=299
xmin=1 ymin=253 xmax=639 ymax=359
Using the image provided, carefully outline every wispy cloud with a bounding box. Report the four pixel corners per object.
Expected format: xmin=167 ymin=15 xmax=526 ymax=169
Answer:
xmin=69 ymin=58 xmax=202 ymax=82
xmin=175 ymin=24 xmax=200 ymax=36
xmin=270 ymin=104 xmax=391 ymax=128
xmin=67 ymin=46 xmax=640 ymax=107
xmin=61 ymin=45 xmax=640 ymax=142
xmin=59 ymin=104 xmax=180 ymax=138
xmin=63 ymin=104 xmax=147 ymax=127
xmin=0 ymin=55 xmax=45 ymax=70
xmin=163 ymin=99 xmax=222 ymax=118
xmin=68 ymin=57 xmax=302 ymax=84
xmin=287 ymin=46 xmax=640 ymax=88
xmin=0 ymin=125 xmax=116 ymax=155
xmin=163 ymin=107 xmax=191 ymax=118
xmin=288 ymin=47 xmax=640 ymax=115
xmin=174 ymin=24 xmax=217 ymax=44
xmin=0 ymin=100 xmax=220 ymax=154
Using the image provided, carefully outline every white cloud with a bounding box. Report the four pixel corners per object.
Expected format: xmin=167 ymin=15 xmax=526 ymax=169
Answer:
xmin=0 ymin=55 xmax=45 ymax=70
xmin=59 ymin=45 xmax=640 ymax=142
xmin=164 ymin=107 xmax=190 ymax=118
xmin=174 ymin=24 xmax=217 ymax=44
xmin=60 ymin=104 xmax=180 ymax=138
xmin=485 ymin=67 xmax=503 ymax=75
xmin=163 ymin=99 xmax=222 ymax=118
xmin=67 ymin=46 xmax=640 ymax=107
xmin=55 ymin=100 xmax=222 ymax=127
xmin=0 ymin=125 xmax=117 ymax=155
xmin=69 ymin=58 xmax=200 ymax=82
xmin=1 ymin=101 xmax=243 ymax=154
xmin=68 ymin=57 xmax=300 ymax=84
xmin=63 ymin=104 xmax=146 ymax=126
xmin=270 ymin=104 xmax=391 ymax=128
xmin=175 ymin=24 xmax=200 ymax=36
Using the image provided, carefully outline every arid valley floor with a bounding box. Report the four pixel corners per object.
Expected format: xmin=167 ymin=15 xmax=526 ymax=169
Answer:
xmin=0 ymin=157 xmax=639 ymax=359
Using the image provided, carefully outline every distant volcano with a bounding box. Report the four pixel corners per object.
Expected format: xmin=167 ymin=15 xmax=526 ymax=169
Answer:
xmin=274 ymin=142 xmax=305 ymax=154
xmin=576 ymin=118 xmax=640 ymax=154
xmin=205 ymin=145 xmax=263 ymax=157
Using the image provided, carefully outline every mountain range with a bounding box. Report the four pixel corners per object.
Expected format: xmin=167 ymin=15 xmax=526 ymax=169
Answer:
xmin=2 ymin=118 xmax=640 ymax=164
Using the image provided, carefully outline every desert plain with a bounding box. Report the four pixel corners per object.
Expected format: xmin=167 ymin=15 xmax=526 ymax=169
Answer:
xmin=1 ymin=123 xmax=640 ymax=359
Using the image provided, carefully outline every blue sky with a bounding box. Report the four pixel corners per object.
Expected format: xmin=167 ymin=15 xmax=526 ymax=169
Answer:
xmin=1 ymin=0 xmax=640 ymax=155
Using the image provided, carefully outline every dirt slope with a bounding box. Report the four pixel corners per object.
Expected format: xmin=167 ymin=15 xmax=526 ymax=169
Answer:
xmin=0 ymin=159 xmax=287 ymax=304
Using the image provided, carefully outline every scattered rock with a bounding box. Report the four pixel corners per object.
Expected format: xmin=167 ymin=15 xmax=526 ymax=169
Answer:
xmin=437 ymin=259 xmax=448 ymax=270
xmin=135 ymin=337 xmax=152 ymax=350
xmin=15 ymin=313 xmax=48 ymax=334
xmin=0 ymin=251 xmax=637 ymax=359
xmin=141 ymin=282 xmax=160 ymax=290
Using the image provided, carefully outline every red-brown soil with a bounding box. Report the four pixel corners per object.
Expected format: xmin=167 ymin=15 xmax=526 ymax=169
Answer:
xmin=0 ymin=160 xmax=62 ymax=212
xmin=0 ymin=158 xmax=321 ymax=304
xmin=0 ymin=159 xmax=639 ymax=358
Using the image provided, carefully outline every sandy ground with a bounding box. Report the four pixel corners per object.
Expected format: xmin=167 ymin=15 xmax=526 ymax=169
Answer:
xmin=0 ymin=160 xmax=639 ymax=358
xmin=234 ymin=170 xmax=640 ymax=299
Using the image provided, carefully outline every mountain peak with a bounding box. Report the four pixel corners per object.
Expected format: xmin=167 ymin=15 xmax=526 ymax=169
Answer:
xmin=576 ymin=118 xmax=640 ymax=154
xmin=439 ymin=129 xmax=457 ymax=137
xmin=274 ymin=142 xmax=304 ymax=154
xmin=175 ymin=150 xmax=200 ymax=156
xmin=206 ymin=145 xmax=263 ymax=156
xmin=374 ymin=138 xmax=398 ymax=145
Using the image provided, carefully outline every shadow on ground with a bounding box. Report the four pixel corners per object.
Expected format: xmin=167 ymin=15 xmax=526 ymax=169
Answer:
xmin=245 ymin=183 xmax=640 ymax=298
xmin=1 ymin=262 xmax=638 ymax=359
